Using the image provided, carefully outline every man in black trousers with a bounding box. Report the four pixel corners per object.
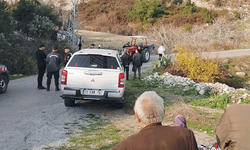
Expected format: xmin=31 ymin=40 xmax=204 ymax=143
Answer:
xmin=36 ymin=44 xmax=46 ymax=89
xmin=121 ymin=49 xmax=131 ymax=80
xmin=46 ymin=46 xmax=63 ymax=91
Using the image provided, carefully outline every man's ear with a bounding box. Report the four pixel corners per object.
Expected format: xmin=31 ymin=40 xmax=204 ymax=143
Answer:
xmin=135 ymin=113 xmax=141 ymax=123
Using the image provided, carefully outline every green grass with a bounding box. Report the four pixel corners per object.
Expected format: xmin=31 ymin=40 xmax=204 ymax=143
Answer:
xmin=10 ymin=74 xmax=30 ymax=80
xmin=190 ymin=94 xmax=232 ymax=109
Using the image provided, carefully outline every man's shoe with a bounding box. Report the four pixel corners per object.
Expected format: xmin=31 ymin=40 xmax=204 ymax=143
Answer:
xmin=38 ymin=86 xmax=46 ymax=89
xmin=46 ymin=87 xmax=50 ymax=91
xmin=55 ymin=87 xmax=60 ymax=91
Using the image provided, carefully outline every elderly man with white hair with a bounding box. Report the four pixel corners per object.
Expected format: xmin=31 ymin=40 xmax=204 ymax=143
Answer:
xmin=112 ymin=91 xmax=198 ymax=150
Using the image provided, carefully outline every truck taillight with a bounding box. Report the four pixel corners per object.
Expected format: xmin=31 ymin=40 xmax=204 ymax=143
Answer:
xmin=61 ymin=70 xmax=67 ymax=85
xmin=118 ymin=73 xmax=124 ymax=88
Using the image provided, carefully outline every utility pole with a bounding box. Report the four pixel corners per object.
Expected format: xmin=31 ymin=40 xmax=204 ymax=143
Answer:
xmin=67 ymin=0 xmax=79 ymax=52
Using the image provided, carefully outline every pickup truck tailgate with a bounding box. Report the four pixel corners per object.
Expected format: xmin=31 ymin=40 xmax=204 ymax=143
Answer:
xmin=66 ymin=68 xmax=121 ymax=90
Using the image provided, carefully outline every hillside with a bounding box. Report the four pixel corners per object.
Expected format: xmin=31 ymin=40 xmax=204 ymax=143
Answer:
xmin=77 ymin=0 xmax=250 ymax=52
xmin=4 ymin=0 xmax=250 ymax=52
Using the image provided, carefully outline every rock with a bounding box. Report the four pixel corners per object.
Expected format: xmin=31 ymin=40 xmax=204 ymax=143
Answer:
xmin=182 ymin=82 xmax=189 ymax=87
xmin=199 ymin=90 xmax=205 ymax=95
xmin=222 ymin=58 xmax=229 ymax=64
xmin=236 ymin=72 xmax=246 ymax=77
xmin=234 ymin=65 xmax=241 ymax=72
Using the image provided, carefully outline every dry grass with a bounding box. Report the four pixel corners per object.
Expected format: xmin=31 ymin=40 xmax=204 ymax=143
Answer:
xmin=166 ymin=101 xmax=207 ymax=124
xmin=150 ymin=17 xmax=250 ymax=52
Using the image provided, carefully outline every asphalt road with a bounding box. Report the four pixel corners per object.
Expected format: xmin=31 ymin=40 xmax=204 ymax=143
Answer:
xmin=0 ymin=49 xmax=249 ymax=149
xmin=0 ymin=75 xmax=124 ymax=149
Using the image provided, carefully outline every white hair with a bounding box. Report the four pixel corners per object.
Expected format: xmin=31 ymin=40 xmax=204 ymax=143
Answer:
xmin=134 ymin=91 xmax=164 ymax=124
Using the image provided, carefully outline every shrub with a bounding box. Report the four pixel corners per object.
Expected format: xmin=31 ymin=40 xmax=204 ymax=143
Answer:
xmin=183 ymin=24 xmax=192 ymax=32
xmin=173 ymin=0 xmax=183 ymax=5
xmin=127 ymin=0 xmax=166 ymax=24
xmin=152 ymin=55 xmax=172 ymax=73
xmin=174 ymin=46 xmax=219 ymax=82
xmin=180 ymin=0 xmax=197 ymax=14
xmin=233 ymin=11 xmax=240 ymax=20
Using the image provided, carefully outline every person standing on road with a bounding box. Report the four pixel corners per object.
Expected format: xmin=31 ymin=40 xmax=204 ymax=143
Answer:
xmin=46 ymin=46 xmax=63 ymax=91
xmin=36 ymin=44 xmax=47 ymax=89
xmin=132 ymin=49 xmax=143 ymax=80
xmin=121 ymin=49 xmax=131 ymax=81
xmin=77 ymin=36 xmax=84 ymax=50
xmin=64 ymin=47 xmax=72 ymax=67
xmin=157 ymin=44 xmax=165 ymax=60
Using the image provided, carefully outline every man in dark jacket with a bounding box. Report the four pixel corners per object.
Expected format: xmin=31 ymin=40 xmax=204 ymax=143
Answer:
xmin=36 ymin=44 xmax=46 ymax=89
xmin=121 ymin=50 xmax=131 ymax=80
xmin=64 ymin=47 xmax=72 ymax=67
xmin=112 ymin=91 xmax=198 ymax=150
xmin=123 ymin=42 xmax=130 ymax=48
xmin=46 ymin=46 xmax=63 ymax=91
xmin=132 ymin=49 xmax=143 ymax=80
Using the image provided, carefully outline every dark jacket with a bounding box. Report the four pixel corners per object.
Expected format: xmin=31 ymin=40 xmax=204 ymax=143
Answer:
xmin=36 ymin=50 xmax=46 ymax=67
xmin=64 ymin=52 xmax=72 ymax=66
xmin=112 ymin=123 xmax=198 ymax=150
xmin=121 ymin=53 xmax=131 ymax=67
xmin=46 ymin=51 xmax=63 ymax=72
xmin=123 ymin=43 xmax=130 ymax=48
xmin=133 ymin=53 xmax=143 ymax=67
xmin=216 ymin=104 xmax=250 ymax=150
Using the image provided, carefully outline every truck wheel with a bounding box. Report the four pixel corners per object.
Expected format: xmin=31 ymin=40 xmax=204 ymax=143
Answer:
xmin=64 ymin=98 xmax=75 ymax=107
xmin=0 ymin=75 xmax=8 ymax=94
xmin=142 ymin=49 xmax=150 ymax=62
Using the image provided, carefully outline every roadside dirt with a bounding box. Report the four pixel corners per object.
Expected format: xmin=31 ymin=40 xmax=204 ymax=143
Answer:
xmin=79 ymin=30 xmax=219 ymax=146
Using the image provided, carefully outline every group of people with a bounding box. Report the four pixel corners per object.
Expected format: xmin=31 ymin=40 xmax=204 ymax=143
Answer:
xmin=121 ymin=41 xmax=167 ymax=81
xmin=112 ymin=91 xmax=250 ymax=150
xmin=36 ymin=35 xmax=100 ymax=90
xmin=36 ymin=44 xmax=72 ymax=91
xmin=77 ymin=36 xmax=100 ymax=50
xmin=121 ymin=48 xmax=143 ymax=81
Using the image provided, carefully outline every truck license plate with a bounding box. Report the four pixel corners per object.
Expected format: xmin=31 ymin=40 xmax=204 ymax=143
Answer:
xmin=82 ymin=90 xmax=104 ymax=95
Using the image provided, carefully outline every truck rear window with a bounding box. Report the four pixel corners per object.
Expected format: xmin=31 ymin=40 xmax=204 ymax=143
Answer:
xmin=68 ymin=55 xmax=120 ymax=69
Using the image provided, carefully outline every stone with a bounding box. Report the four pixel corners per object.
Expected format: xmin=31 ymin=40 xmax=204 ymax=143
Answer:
xmin=199 ymin=90 xmax=205 ymax=95
xmin=236 ymin=72 xmax=246 ymax=77
xmin=234 ymin=65 xmax=241 ymax=72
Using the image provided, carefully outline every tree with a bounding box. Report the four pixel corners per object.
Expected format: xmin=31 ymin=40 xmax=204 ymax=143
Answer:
xmin=127 ymin=0 xmax=166 ymax=24
xmin=0 ymin=1 xmax=16 ymax=35
xmin=27 ymin=15 xmax=56 ymax=39
xmin=12 ymin=0 xmax=36 ymax=32
xmin=34 ymin=4 xmax=62 ymax=28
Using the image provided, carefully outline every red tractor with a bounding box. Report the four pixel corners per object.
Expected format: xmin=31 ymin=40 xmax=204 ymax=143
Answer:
xmin=122 ymin=36 xmax=155 ymax=62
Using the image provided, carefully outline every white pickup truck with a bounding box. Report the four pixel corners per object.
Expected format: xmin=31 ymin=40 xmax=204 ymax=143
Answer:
xmin=60 ymin=49 xmax=125 ymax=108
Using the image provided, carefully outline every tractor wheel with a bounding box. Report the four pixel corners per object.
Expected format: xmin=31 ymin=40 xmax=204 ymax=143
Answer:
xmin=141 ymin=49 xmax=150 ymax=62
